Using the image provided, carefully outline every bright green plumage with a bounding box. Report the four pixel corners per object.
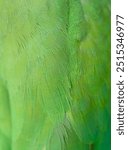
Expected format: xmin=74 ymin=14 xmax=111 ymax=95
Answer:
xmin=0 ymin=0 xmax=110 ymax=150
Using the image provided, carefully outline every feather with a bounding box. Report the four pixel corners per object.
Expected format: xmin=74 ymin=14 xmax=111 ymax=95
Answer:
xmin=0 ymin=0 xmax=110 ymax=149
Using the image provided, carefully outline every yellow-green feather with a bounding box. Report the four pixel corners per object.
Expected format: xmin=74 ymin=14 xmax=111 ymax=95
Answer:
xmin=0 ymin=0 xmax=110 ymax=150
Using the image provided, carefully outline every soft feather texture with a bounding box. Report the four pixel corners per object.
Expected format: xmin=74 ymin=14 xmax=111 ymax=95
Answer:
xmin=0 ymin=0 xmax=110 ymax=150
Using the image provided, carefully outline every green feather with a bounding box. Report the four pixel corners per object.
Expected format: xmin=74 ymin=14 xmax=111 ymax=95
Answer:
xmin=0 ymin=0 xmax=110 ymax=149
